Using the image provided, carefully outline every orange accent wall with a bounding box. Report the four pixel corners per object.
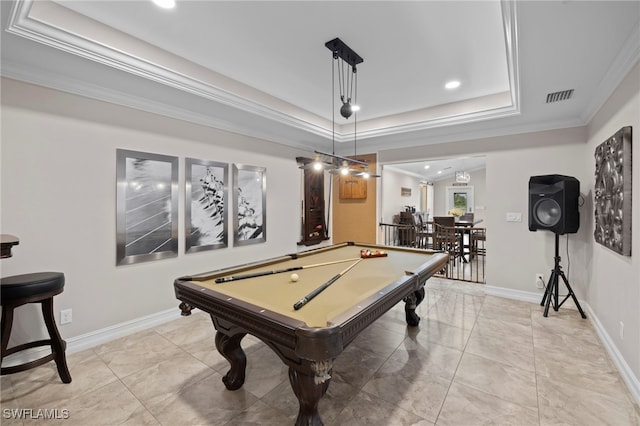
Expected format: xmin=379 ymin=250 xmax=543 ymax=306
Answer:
xmin=331 ymin=153 xmax=377 ymax=244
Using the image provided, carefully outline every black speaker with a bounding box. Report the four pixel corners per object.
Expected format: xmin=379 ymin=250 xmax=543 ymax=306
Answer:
xmin=529 ymin=175 xmax=580 ymax=234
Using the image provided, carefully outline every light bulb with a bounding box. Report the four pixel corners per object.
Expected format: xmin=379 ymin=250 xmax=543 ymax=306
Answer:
xmin=340 ymin=164 xmax=349 ymax=175
xmin=152 ymin=0 xmax=175 ymax=9
xmin=445 ymin=80 xmax=461 ymax=89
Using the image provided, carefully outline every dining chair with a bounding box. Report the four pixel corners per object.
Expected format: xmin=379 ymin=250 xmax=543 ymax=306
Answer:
xmin=432 ymin=216 xmax=460 ymax=261
xmin=415 ymin=214 xmax=432 ymax=249
xmin=471 ymin=227 xmax=486 ymax=257
xmin=433 ymin=216 xmax=455 ymax=228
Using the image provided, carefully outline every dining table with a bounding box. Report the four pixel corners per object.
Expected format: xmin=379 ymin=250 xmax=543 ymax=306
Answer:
xmin=453 ymin=219 xmax=483 ymax=262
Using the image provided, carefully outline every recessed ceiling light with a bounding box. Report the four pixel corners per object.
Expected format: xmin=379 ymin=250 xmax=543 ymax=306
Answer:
xmin=437 ymin=170 xmax=443 ymax=174
xmin=424 ymin=165 xmax=430 ymax=169
xmin=152 ymin=0 xmax=175 ymax=9
xmin=445 ymin=80 xmax=461 ymax=90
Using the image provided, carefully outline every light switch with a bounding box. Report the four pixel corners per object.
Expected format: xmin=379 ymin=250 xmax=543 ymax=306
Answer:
xmin=506 ymin=212 xmax=522 ymax=222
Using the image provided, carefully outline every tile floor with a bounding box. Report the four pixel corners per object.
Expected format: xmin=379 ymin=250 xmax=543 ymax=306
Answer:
xmin=1 ymin=278 xmax=639 ymax=425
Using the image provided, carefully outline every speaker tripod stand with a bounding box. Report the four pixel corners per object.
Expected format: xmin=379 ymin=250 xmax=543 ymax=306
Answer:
xmin=540 ymin=233 xmax=587 ymax=318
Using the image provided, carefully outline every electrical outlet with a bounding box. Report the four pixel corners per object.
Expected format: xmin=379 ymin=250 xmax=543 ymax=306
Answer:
xmin=506 ymin=212 xmax=522 ymax=222
xmin=620 ymin=321 xmax=624 ymax=340
xmin=535 ymin=273 xmax=544 ymax=288
xmin=60 ymin=309 xmax=72 ymax=325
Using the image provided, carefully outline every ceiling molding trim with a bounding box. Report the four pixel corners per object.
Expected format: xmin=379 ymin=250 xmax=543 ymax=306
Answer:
xmin=5 ymin=0 xmax=527 ymax=148
xmin=383 ymin=164 xmax=486 ymax=183
xmin=337 ymin=2 xmax=521 ymax=144
xmin=357 ymin=116 xmax=587 ymax=155
xmin=501 ymin=0 xmax=521 ymax=114
xmin=580 ymin=20 xmax=640 ymax=123
xmin=0 ymin=61 xmax=325 ymax=152
xmin=344 ymin=105 xmax=521 ymax=142
xmin=5 ymin=0 xmax=332 ymax=141
xmin=382 ymin=165 xmax=428 ymax=180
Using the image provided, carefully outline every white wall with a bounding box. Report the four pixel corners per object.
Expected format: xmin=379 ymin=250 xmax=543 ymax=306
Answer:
xmin=1 ymin=78 xmax=304 ymax=344
xmin=585 ymin=61 xmax=639 ymax=382
xmin=380 ymin=168 xmax=422 ymax=223
xmin=484 ymin=143 xmax=590 ymax=294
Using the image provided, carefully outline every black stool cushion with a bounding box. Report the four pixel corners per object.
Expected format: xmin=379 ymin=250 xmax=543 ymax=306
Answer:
xmin=1 ymin=272 xmax=65 ymax=301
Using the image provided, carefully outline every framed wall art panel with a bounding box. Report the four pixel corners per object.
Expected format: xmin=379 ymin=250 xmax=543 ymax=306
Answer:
xmin=185 ymin=158 xmax=228 ymax=253
xmin=594 ymin=126 xmax=632 ymax=256
xmin=233 ymin=164 xmax=266 ymax=246
xmin=116 ymin=149 xmax=179 ymax=265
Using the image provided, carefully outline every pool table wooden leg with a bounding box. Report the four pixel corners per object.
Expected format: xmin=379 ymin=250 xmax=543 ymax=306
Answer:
xmin=289 ymin=366 xmax=331 ymax=426
xmin=404 ymin=286 xmax=425 ymax=326
xmin=215 ymin=331 xmax=247 ymax=390
xmin=178 ymin=302 xmax=193 ymax=316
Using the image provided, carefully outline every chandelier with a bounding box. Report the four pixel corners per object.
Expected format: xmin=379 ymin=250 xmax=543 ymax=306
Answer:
xmin=455 ymin=171 xmax=471 ymax=183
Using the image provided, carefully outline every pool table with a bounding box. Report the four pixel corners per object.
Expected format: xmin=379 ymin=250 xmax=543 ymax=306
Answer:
xmin=174 ymin=242 xmax=448 ymax=425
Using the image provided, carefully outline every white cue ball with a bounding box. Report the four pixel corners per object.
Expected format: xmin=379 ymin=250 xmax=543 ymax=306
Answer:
xmin=290 ymin=273 xmax=299 ymax=282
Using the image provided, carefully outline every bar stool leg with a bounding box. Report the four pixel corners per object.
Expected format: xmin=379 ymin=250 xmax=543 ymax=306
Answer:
xmin=1 ymin=306 xmax=15 ymax=367
xmin=41 ymin=299 xmax=72 ymax=383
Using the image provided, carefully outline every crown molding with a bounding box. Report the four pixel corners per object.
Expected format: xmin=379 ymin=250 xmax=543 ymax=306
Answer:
xmin=8 ymin=0 xmax=631 ymax=154
xmin=334 ymin=0 xmax=521 ymax=143
xmin=1 ymin=59 xmax=332 ymax=154
xmin=502 ymin=0 xmax=521 ymax=116
xmin=4 ymin=0 xmax=526 ymax=148
xmin=350 ymin=103 xmax=521 ymax=142
xmin=5 ymin=0 xmax=332 ymax=142
xmin=580 ymin=21 xmax=640 ymax=123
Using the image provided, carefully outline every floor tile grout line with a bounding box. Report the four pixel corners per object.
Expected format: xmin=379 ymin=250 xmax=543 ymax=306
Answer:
xmin=431 ymin=284 xmax=483 ymax=426
xmin=531 ymin=307 xmax=544 ymax=426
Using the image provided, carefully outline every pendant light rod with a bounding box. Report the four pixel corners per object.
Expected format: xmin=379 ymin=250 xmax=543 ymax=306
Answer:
xmin=314 ymin=150 xmax=369 ymax=167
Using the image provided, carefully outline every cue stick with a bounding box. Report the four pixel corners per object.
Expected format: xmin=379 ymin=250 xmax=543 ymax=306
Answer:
xmin=293 ymin=258 xmax=364 ymax=310
xmin=214 ymin=257 xmax=361 ymax=283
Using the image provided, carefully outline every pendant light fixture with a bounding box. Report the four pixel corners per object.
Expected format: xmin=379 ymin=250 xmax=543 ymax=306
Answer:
xmin=312 ymin=37 xmax=379 ymax=179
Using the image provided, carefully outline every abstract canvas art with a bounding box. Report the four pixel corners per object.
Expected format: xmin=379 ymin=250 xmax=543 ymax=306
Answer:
xmin=233 ymin=164 xmax=266 ymax=246
xmin=185 ymin=158 xmax=228 ymax=253
xmin=116 ymin=149 xmax=178 ymax=265
xmin=594 ymin=126 xmax=632 ymax=256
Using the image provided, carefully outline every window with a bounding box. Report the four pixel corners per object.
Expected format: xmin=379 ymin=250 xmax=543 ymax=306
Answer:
xmin=446 ymin=186 xmax=474 ymax=214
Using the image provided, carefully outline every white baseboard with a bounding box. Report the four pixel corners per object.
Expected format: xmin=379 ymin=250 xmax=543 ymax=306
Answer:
xmin=484 ymin=285 xmax=640 ymax=406
xmin=584 ymin=303 xmax=640 ymax=407
xmin=65 ymin=307 xmax=184 ymax=354
xmin=484 ymin=284 xmax=542 ymax=304
xmin=2 ymin=307 xmax=183 ymax=367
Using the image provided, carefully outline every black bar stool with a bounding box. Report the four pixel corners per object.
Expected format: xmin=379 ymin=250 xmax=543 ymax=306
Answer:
xmin=1 ymin=272 xmax=72 ymax=383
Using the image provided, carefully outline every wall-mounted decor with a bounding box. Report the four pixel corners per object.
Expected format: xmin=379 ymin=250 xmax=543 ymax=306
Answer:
xmin=401 ymin=187 xmax=412 ymax=197
xmin=233 ymin=164 xmax=266 ymax=246
xmin=185 ymin=158 xmax=228 ymax=253
xmin=339 ymin=170 xmax=367 ymax=199
xmin=116 ymin=149 xmax=178 ymax=265
xmin=594 ymin=126 xmax=632 ymax=256
xmin=300 ymin=165 xmax=328 ymax=246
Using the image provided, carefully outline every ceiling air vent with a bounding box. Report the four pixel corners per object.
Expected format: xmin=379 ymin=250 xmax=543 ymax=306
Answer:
xmin=546 ymin=89 xmax=574 ymax=103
